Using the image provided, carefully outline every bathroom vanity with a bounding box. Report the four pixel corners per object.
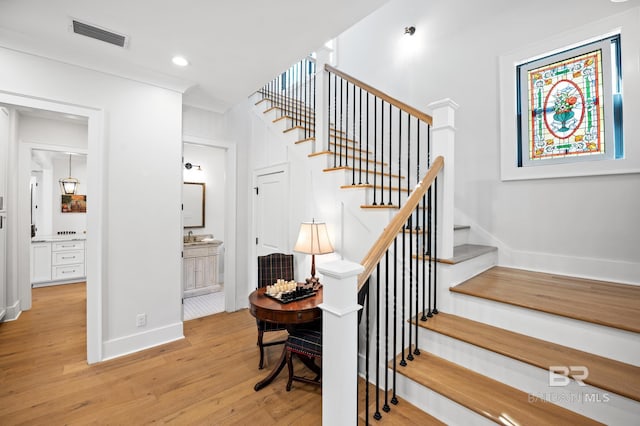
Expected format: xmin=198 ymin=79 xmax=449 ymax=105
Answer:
xmin=31 ymin=236 xmax=86 ymax=286
xmin=183 ymin=235 xmax=222 ymax=298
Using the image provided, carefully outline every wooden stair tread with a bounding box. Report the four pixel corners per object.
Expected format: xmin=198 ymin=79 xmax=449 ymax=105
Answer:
xmin=361 ymin=204 xmax=399 ymax=210
xmin=451 ymin=266 xmax=640 ymax=333
xmin=323 ymin=166 xmax=404 ymax=179
xmin=420 ymin=312 xmax=640 ymax=402
xmin=310 ymin=150 xmax=385 ymax=166
xmin=416 ymin=243 xmax=497 ymax=264
xmin=357 ymin=379 xmax=444 ymax=425
xmin=273 ymin=116 xmax=315 ymax=127
xmin=394 ymin=351 xmax=603 ymax=425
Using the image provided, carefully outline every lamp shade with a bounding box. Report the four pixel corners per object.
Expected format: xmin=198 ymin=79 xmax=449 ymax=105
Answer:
xmin=293 ymin=221 xmax=334 ymax=255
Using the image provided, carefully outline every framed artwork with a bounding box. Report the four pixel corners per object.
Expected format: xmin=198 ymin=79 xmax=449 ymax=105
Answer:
xmin=516 ymin=35 xmax=622 ymax=167
xmin=61 ymin=194 xmax=87 ymax=213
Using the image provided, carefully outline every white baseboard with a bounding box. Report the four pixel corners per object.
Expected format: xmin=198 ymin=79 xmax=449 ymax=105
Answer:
xmin=454 ymin=208 xmax=640 ymax=285
xmin=1 ymin=300 xmax=21 ymax=321
xmin=500 ymin=249 xmax=640 ymax=286
xmin=102 ymin=322 xmax=184 ymax=361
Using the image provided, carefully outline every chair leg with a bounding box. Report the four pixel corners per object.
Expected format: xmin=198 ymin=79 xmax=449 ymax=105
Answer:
xmin=257 ymin=330 xmax=265 ymax=370
xmin=286 ymin=350 xmax=294 ymax=392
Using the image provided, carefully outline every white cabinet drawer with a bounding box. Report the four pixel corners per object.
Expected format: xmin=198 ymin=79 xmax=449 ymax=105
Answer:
xmin=52 ymin=241 xmax=85 ymax=251
xmin=184 ymin=247 xmax=209 ymax=258
xmin=52 ymin=250 xmax=85 ymax=266
xmin=52 ymin=264 xmax=85 ymax=281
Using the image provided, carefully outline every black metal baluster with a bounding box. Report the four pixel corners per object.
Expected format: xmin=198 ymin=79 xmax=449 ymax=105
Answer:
xmin=391 ymin=236 xmax=399 ymax=405
xmin=398 ymin=111 xmax=402 ymax=208
xmin=328 ymin=71 xmax=332 ymax=163
xmin=414 ymin=205 xmax=421 ymax=356
xmin=400 ymin=221 xmax=407 ymax=367
xmin=312 ymin=61 xmax=316 ymax=136
xmin=380 ymin=101 xmax=385 ymax=205
xmin=421 ymin=192 xmax=428 ymax=322
xmin=383 ymin=251 xmax=390 ymax=413
xmin=336 ymin=74 xmax=338 ymax=167
xmin=358 ymin=87 xmax=363 ymax=185
xmin=345 ymin=80 xmax=349 ymax=171
xmin=339 ymin=78 xmax=344 ymax=167
xmin=365 ymin=277 xmax=371 ymax=424
xmin=297 ymin=60 xmax=301 ymax=131
xmin=406 ymin=116 xmax=411 ymax=199
xmin=433 ymin=177 xmax=439 ymax=315
xmin=366 ymin=92 xmax=370 ymax=184
xmin=352 ymin=82 xmax=356 ymax=185
xmin=427 ymin=185 xmax=433 ymax=319
xmin=407 ymin=213 xmax=414 ymax=362
xmin=388 ymin=103 xmax=392 ymax=206
xmin=286 ymin=68 xmax=290 ymax=128
xmin=374 ymin=264 xmax=382 ymax=421
xmin=416 ymin=117 xmax=421 ymax=187
xmin=372 ymin=97 xmax=378 ymax=205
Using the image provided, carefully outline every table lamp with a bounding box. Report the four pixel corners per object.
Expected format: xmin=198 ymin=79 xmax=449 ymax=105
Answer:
xmin=293 ymin=219 xmax=334 ymax=286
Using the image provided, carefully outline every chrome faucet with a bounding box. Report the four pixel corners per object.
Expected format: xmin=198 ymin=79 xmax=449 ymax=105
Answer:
xmin=188 ymin=230 xmax=193 ymax=242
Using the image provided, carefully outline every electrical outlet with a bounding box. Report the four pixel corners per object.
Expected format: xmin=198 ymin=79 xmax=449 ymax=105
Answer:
xmin=136 ymin=313 xmax=146 ymax=327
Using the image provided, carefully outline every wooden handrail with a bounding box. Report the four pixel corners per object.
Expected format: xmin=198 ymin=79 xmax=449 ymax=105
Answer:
xmin=358 ymin=156 xmax=444 ymax=289
xmin=325 ymin=64 xmax=433 ymax=125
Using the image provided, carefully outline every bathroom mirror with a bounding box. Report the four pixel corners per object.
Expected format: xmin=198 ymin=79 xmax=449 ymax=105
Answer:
xmin=183 ymin=182 xmax=205 ymax=228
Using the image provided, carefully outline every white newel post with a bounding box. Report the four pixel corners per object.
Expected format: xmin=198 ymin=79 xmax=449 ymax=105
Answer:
xmin=426 ymin=98 xmax=458 ymax=260
xmin=317 ymin=260 xmax=364 ymax=425
xmin=314 ymin=46 xmax=332 ymax=154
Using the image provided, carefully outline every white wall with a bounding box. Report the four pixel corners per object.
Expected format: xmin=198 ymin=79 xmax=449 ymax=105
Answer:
xmin=334 ymin=0 xmax=640 ymax=283
xmin=19 ymin=114 xmax=87 ymax=149
xmin=183 ymin=105 xmax=225 ymax=140
xmin=0 ymin=46 xmax=184 ymax=360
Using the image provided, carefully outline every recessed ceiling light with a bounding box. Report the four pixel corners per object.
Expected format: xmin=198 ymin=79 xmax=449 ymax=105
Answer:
xmin=172 ymin=56 xmax=189 ymax=67
xmin=610 ymin=0 xmax=628 ymax=2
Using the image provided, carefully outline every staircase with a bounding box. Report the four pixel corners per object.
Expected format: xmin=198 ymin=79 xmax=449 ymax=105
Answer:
xmin=250 ymin=60 xmax=640 ymax=425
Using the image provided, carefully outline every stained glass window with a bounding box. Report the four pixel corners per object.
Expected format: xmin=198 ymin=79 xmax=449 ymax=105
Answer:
xmin=516 ymin=35 xmax=622 ymax=167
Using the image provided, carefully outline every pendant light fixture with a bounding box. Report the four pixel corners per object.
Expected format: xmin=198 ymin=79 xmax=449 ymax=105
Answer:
xmin=59 ymin=154 xmax=79 ymax=195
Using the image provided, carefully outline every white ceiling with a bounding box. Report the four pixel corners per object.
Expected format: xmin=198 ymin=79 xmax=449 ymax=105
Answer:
xmin=0 ymin=0 xmax=388 ymax=112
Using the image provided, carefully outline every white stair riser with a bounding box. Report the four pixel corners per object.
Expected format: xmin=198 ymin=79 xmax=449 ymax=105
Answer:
xmin=417 ymin=329 xmax=640 ymax=425
xmin=442 ymin=291 xmax=640 ymax=366
xmin=453 ymin=226 xmax=469 ymax=246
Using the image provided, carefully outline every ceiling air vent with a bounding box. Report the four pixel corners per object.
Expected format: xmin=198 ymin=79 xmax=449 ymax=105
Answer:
xmin=71 ymin=19 xmax=128 ymax=48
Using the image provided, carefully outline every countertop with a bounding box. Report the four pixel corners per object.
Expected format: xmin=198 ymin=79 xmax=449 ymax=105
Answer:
xmin=32 ymin=235 xmax=87 ymax=243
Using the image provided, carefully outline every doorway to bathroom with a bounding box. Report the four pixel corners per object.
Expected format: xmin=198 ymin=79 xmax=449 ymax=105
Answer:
xmin=181 ymin=138 xmax=237 ymax=320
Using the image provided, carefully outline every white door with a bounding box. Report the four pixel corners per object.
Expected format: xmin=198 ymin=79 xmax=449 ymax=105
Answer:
xmin=255 ymin=170 xmax=289 ymax=256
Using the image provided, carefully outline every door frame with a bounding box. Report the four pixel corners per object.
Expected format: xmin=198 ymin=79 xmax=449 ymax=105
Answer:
xmin=1 ymin=91 xmax=105 ymax=364
xmin=182 ymin=135 xmax=238 ymax=312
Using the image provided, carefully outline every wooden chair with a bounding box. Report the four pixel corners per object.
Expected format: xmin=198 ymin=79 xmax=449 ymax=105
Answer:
xmin=285 ymin=280 xmax=369 ymax=391
xmin=256 ymin=253 xmax=294 ymax=369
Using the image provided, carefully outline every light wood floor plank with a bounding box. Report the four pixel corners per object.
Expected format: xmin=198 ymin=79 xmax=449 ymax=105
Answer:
xmin=0 ymin=283 xmax=322 ymax=425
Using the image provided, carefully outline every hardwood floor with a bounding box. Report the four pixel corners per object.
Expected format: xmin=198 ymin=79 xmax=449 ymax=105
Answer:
xmin=0 ymin=283 xmax=322 ymax=425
